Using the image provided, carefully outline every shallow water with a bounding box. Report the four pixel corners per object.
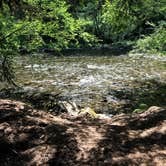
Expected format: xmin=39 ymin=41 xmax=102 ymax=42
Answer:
xmin=13 ymin=53 xmax=166 ymax=113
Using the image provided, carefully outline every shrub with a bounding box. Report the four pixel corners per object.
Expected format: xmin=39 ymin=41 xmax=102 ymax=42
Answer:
xmin=134 ymin=22 xmax=166 ymax=55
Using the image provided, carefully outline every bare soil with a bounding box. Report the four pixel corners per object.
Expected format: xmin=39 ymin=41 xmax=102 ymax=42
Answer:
xmin=0 ymin=99 xmax=165 ymax=166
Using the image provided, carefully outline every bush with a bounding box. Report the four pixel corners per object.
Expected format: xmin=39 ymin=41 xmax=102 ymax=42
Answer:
xmin=134 ymin=22 xmax=166 ymax=55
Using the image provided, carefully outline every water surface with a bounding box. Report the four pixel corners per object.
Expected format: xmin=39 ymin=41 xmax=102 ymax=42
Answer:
xmin=14 ymin=53 xmax=166 ymax=113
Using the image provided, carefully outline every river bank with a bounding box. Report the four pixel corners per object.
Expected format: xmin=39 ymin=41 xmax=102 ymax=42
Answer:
xmin=0 ymin=99 xmax=165 ymax=165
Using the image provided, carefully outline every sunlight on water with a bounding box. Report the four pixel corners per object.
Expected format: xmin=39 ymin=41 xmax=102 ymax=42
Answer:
xmin=14 ymin=54 xmax=166 ymax=113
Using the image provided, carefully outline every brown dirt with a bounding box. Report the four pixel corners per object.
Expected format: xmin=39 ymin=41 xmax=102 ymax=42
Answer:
xmin=0 ymin=99 xmax=166 ymax=166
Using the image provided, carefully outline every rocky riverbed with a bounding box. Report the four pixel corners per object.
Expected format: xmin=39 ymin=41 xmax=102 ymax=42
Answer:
xmin=1 ymin=53 xmax=165 ymax=114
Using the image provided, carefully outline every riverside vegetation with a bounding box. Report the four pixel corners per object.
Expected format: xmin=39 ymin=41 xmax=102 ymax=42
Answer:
xmin=0 ymin=0 xmax=166 ymax=84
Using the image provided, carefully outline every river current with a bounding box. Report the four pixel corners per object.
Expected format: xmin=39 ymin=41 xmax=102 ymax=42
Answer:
xmin=13 ymin=53 xmax=166 ymax=114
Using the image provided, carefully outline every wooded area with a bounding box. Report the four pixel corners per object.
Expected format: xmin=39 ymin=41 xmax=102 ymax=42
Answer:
xmin=0 ymin=0 xmax=166 ymax=51
xmin=0 ymin=0 xmax=166 ymax=82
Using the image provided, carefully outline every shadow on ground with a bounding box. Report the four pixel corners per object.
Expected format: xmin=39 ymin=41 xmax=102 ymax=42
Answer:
xmin=0 ymin=99 xmax=165 ymax=165
xmin=86 ymin=107 xmax=166 ymax=165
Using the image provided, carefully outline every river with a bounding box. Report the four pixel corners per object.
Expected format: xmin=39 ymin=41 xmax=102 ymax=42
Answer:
xmin=12 ymin=53 xmax=166 ymax=114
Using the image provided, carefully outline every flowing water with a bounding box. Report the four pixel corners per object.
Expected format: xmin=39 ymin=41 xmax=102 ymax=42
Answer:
xmin=12 ymin=53 xmax=166 ymax=114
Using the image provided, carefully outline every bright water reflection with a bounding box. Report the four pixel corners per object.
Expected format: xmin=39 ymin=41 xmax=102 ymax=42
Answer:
xmin=14 ymin=54 xmax=166 ymax=113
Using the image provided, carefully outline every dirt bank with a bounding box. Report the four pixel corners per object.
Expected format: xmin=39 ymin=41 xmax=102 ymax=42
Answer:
xmin=0 ymin=99 xmax=165 ymax=166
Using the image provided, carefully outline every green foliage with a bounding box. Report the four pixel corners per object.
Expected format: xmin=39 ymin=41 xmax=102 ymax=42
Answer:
xmin=133 ymin=109 xmax=142 ymax=113
xmin=1 ymin=0 xmax=98 ymax=49
xmin=133 ymin=103 xmax=148 ymax=113
xmin=100 ymin=0 xmax=166 ymax=42
xmin=0 ymin=0 xmax=98 ymax=85
xmin=0 ymin=0 xmax=165 ymax=52
xmin=139 ymin=103 xmax=148 ymax=110
xmin=100 ymin=0 xmax=137 ymax=41
xmin=134 ymin=22 xmax=166 ymax=55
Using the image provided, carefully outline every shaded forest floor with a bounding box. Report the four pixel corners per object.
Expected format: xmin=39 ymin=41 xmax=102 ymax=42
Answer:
xmin=0 ymin=99 xmax=166 ymax=166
